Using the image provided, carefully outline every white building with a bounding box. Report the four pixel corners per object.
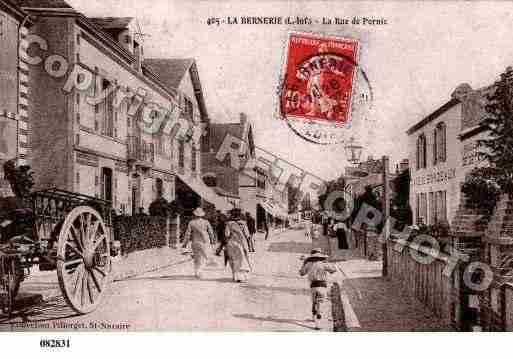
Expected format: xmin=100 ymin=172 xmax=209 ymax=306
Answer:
xmin=407 ymin=83 xmax=490 ymax=226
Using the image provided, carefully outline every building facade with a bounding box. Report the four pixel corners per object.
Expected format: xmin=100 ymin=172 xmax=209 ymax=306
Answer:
xmin=201 ymin=113 xmax=255 ymax=213
xmin=407 ymin=83 xmax=489 ymax=226
xmin=20 ymin=1 xmax=205 ymax=214
xmin=0 ymin=0 xmax=30 ymax=185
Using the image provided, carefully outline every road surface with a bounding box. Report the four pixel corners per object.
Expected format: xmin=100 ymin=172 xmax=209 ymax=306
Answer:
xmin=1 ymin=227 xmax=336 ymax=331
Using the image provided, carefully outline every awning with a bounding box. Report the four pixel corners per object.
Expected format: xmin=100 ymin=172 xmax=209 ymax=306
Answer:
xmin=259 ymin=199 xmax=288 ymax=219
xmin=176 ymin=173 xmax=234 ymax=211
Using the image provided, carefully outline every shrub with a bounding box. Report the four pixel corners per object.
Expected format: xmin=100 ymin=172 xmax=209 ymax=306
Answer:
xmin=461 ymin=167 xmax=501 ymax=219
xmin=114 ymin=215 xmax=167 ymax=255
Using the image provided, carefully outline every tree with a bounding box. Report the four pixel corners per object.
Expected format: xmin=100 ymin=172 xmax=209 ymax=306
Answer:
xmin=3 ymin=159 xmax=34 ymax=200
xmin=391 ymin=168 xmax=413 ymax=225
xmin=288 ymin=185 xmax=301 ymax=213
xmin=478 ymin=67 xmax=513 ymax=195
xmin=351 ymin=185 xmax=382 ymax=227
xmin=317 ymin=177 xmax=347 ymax=211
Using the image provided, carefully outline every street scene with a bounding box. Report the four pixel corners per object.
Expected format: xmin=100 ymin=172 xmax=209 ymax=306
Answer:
xmin=1 ymin=0 xmax=513 ymax=338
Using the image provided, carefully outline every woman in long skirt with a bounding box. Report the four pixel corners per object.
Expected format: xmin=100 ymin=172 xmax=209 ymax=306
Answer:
xmin=182 ymin=207 xmax=216 ymax=279
xmin=333 ymin=221 xmax=349 ymax=249
xmin=224 ymin=208 xmax=252 ymax=282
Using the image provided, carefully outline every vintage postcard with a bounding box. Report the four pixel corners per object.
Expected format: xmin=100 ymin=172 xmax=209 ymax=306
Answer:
xmin=1 ymin=1 xmax=513 ymax=350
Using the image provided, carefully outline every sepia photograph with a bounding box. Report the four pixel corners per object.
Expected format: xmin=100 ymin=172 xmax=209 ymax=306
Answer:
xmin=1 ymin=1 xmax=513 ymax=353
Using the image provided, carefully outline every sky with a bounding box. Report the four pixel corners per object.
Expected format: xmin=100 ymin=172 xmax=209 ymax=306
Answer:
xmin=68 ymin=0 xmax=513 ymax=181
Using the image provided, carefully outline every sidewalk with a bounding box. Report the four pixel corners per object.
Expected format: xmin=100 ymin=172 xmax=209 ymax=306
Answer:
xmin=318 ymin=232 xmax=451 ymax=331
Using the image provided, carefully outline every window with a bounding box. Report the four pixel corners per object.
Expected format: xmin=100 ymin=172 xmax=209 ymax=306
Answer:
xmin=101 ymin=167 xmax=113 ymax=202
xmin=192 ymin=146 xmax=197 ymax=172
xmin=101 ymin=78 xmax=115 ymax=137
xmin=257 ymin=172 xmax=266 ymax=189
xmin=155 ymin=178 xmax=163 ymax=198
xmin=429 ymin=192 xmax=436 ymax=225
xmin=437 ymin=191 xmax=447 ymax=223
xmin=416 ymin=134 xmax=427 ymax=169
xmin=417 ymin=193 xmax=427 ymax=225
xmin=76 ymin=172 xmax=80 ymax=185
xmin=76 ymin=33 xmax=80 ymax=45
xmin=183 ymin=97 xmax=193 ymax=121
xmin=0 ymin=14 xmax=4 ymax=37
xmin=178 ymin=140 xmax=185 ymax=168
xmin=433 ymin=123 xmax=446 ymax=165
xmin=76 ymin=93 xmax=80 ymax=105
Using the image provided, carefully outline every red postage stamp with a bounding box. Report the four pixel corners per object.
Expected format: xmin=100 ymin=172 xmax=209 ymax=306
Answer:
xmin=280 ymin=32 xmax=359 ymax=125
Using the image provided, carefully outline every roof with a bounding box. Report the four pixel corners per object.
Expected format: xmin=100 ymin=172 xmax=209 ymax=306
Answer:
xmin=406 ymin=83 xmax=494 ymax=136
xmin=208 ymin=123 xmax=244 ymax=151
xmin=89 ymin=17 xmax=133 ymax=30
xmin=144 ymin=58 xmax=210 ymax=121
xmin=16 ymin=0 xmax=72 ymax=8
xmin=406 ymin=98 xmax=460 ymax=135
xmin=144 ymin=58 xmax=195 ymax=89
xmin=1 ymin=0 xmax=29 ymax=20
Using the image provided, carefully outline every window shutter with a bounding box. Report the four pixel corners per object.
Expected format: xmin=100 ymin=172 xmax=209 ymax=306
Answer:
xmin=441 ymin=124 xmax=446 ymax=162
xmin=433 ymin=128 xmax=438 ymax=165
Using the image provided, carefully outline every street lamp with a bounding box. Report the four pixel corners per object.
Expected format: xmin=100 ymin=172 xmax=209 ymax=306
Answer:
xmin=344 ymin=136 xmax=363 ymax=165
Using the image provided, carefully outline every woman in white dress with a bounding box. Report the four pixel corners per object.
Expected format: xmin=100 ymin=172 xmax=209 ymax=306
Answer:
xmin=182 ymin=207 xmax=216 ymax=279
xmin=224 ymin=208 xmax=252 ymax=282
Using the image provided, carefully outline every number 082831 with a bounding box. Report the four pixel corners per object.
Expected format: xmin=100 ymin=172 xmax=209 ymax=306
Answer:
xmin=40 ymin=339 xmax=70 ymax=348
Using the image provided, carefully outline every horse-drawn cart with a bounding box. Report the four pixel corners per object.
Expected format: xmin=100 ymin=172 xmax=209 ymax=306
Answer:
xmin=0 ymin=188 xmax=119 ymax=317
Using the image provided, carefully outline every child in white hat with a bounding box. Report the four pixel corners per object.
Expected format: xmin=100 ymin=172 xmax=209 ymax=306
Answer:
xmin=299 ymin=248 xmax=338 ymax=330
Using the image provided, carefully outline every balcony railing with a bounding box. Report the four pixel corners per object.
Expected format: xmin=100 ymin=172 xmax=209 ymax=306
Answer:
xmin=127 ymin=136 xmax=155 ymax=167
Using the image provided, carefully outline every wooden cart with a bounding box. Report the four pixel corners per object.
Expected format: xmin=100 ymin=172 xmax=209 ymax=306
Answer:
xmin=0 ymin=188 xmax=118 ymax=317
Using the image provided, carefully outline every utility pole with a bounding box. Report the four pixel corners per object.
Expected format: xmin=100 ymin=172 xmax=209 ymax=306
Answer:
xmin=382 ymin=155 xmax=390 ymax=277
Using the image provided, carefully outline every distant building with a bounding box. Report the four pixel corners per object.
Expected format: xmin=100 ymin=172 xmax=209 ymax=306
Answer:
xmin=202 ymin=114 xmax=288 ymax=226
xmin=201 ymin=113 xmax=253 ymax=210
xmin=406 ymin=83 xmax=490 ymax=226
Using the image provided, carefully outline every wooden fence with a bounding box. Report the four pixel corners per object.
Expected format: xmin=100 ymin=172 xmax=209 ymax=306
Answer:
xmin=386 ymin=236 xmax=459 ymax=329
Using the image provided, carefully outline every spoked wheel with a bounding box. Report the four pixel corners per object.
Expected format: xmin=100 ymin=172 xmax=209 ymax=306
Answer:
xmin=56 ymin=206 xmax=111 ymax=314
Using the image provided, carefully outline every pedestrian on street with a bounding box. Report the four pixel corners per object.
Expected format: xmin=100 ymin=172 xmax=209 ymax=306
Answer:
xmin=245 ymin=212 xmax=256 ymax=252
xmin=333 ymin=220 xmax=349 ymax=249
xmin=299 ymin=248 xmax=338 ymax=330
xmin=182 ymin=207 xmax=216 ymax=279
xmin=225 ymin=208 xmax=252 ymax=282
xmin=263 ymin=215 xmax=270 ymax=241
xmin=322 ymin=213 xmax=329 ymax=236
xmin=215 ymin=210 xmax=228 ymax=256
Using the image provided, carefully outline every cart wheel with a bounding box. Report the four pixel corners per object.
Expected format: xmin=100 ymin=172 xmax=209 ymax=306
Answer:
xmin=56 ymin=206 xmax=111 ymax=314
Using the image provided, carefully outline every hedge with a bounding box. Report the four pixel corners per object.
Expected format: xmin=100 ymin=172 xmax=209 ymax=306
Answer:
xmin=114 ymin=215 xmax=168 ymax=255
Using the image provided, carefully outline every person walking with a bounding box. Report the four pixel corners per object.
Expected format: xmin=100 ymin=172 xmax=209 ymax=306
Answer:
xmin=333 ymin=220 xmax=349 ymax=249
xmin=263 ymin=214 xmax=270 ymax=241
xmin=181 ymin=207 xmax=216 ymax=279
xmin=322 ymin=213 xmax=329 ymax=236
xmin=299 ymin=248 xmax=338 ymax=330
xmin=245 ymin=212 xmax=256 ymax=252
xmin=215 ymin=210 xmax=228 ymax=256
xmin=225 ymin=208 xmax=252 ymax=282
